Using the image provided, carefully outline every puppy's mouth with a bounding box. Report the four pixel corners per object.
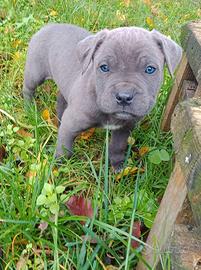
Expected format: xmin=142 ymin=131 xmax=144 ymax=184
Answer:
xmin=114 ymin=111 xmax=134 ymax=120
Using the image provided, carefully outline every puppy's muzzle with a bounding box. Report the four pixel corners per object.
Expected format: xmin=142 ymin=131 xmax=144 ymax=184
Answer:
xmin=115 ymin=92 xmax=134 ymax=106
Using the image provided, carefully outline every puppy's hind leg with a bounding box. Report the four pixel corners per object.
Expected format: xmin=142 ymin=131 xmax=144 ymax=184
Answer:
xmin=23 ymin=62 xmax=46 ymax=101
xmin=57 ymin=92 xmax=67 ymax=126
xmin=23 ymin=45 xmax=49 ymax=101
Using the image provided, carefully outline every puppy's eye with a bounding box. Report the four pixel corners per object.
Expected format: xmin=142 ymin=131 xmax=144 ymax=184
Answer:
xmin=145 ymin=66 xmax=156 ymax=74
xmin=99 ymin=64 xmax=110 ymax=73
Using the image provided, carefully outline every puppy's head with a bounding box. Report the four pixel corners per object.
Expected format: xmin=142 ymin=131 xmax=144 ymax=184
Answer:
xmin=77 ymin=27 xmax=182 ymax=120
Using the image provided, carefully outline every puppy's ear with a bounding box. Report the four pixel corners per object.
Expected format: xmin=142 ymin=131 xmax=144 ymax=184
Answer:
xmin=151 ymin=29 xmax=182 ymax=77
xmin=77 ymin=29 xmax=109 ymax=74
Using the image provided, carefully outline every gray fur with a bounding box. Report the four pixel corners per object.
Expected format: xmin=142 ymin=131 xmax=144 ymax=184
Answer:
xmin=23 ymin=23 xmax=182 ymax=170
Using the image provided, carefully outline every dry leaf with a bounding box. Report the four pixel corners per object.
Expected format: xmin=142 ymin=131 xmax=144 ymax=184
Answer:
xmin=16 ymin=254 xmax=28 ymax=270
xmin=115 ymin=166 xmax=144 ymax=181
xmin=143 ymin=0 xmax=152 ymax=7
xmin=0 ymin=145 xmax=6 ymax=162
xmin=17 ymin=128 xmax=33 ymax=137
xmin=52 ymin=168 xmax=59 ymax=176
xmin=131 ymin=220 xmax=141 ymax=248
xmin=116 ymin=10 xmax=126 ymax=21
xmin=49 ymin=9 xmax=58 ymax=16
xmin=13 ymin=51 xmax=21 ymax=61
xmin=146 ymin=16 xmax=155 ymax=29
xmin=42 ymin=109 xmax=51 ymax=123
xmin=122 ymin=0 xmax=130 ymax=7
xmin=26 ymin=170 xmax=37 ymax=179
xmin=106 ymin=266 xmax=119 ymax=270
xmin=79 ymin=128 xmax=95 ymax=140
xmin=12 ymin=39 xmax=22 ymax=48
xmin=151 ymin=5 xmax=159 ymax=16
xmin=38 ymin=221 xmax=48 ymax=234
xmin=52 ymin=116 xmax=59 ymax=127
xmin=128 ymin=136 xmax=135 ymax=145
xmin=66 ymin=195 xmax=93 ymax=225
xmin=139 ymin=146 xmax=149 ymax=156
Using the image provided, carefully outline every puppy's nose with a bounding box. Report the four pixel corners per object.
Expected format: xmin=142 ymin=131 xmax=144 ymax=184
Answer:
xmin=115 ymin=92 xmax=133 ymax=106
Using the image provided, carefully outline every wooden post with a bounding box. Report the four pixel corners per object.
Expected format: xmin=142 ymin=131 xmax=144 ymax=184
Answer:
xmin=161 ymin=20 xmax=201 ymax=132
xmin=161 ymin=54 xmax=195 ymax=131
xmin=137 ymin=99 xmax=201 ymax=269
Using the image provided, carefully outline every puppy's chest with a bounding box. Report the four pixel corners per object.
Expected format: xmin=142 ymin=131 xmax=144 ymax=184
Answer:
xmin=102 ymin=124 xmax=122 ymax=130
xmin=99 ymin=116 xmax=125 ymax=130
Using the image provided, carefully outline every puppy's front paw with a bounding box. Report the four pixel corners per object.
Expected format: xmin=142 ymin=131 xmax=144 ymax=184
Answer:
xmin=112 ymin=163 xmax=124 ymax=174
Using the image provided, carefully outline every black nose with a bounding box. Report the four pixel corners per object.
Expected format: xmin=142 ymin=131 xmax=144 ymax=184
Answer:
xmin=115 ymin=93 xmax=133 ymax=106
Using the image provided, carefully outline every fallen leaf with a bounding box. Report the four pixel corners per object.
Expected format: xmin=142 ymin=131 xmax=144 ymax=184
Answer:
xmin=127 ymin=136 xmax=135 ymax=145
xmin=139 ymin=146 xmax=149 ymax=157
xmin=66 ymin=195 xmax=93 ymax=224
xmin=17 ymin=128 xmax=33 ymax=137
xmin=13 ymin=51 xmax=21 ymax=61
xmin=16 ymin=254 xmax=29 ymax=270
xmin=42 ymin=109 xmax=51 ymax=123
xmin=151 ymin=5 xmax=160 ymax=16
xmin=79 ymin=128 xmax=95 ymax=140
xmin=4 ymin=26 xmax=15 ymax=34
xmin=0 ymin=145 xmax=6 ymax=162
xmin=12 ymin=39 xmax=22 ymax=48
xmin=0 ymin=246 xmax=2 ymax=257
xmin=106 ymin=266 xmax=119 ymax=270
xmin=52 ymin=116 xmax=59 ymax=127
xmin=115 ymin=166 xmax=144 ymax=181
xmin=143 ymin=0 xmax=152 ymax=7
xmin=122 ymin=0 xmax=130 ymax=7
xmin=131 ymin=220 xmax=141 ymax=248
xmin=116 ymin=10 xmax=126 ymax=21
xmin=140 ymin=118 xmax=151 ymax=130
xmin=26 ymin=170 xmax=37 ymax=179
xmin=146 ymin=16 xmax=155 ymax=29
xmin=0 ymin=9 xmax=7 ymax=20
xmin=38 ymin=221 xmax=48 ymax=234
xmin=49 ymin=9 xmax=58 ymax=16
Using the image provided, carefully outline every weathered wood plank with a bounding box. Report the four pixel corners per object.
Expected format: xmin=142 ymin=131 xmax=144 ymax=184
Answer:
xmin=181 ymin=20 xmax=201 ymax=84
xmin=171 ymin=99 xmax=201 ymax=225
xmin=137 ymin=99 xmax=201 ymax=269
xmin=161 ymin=54 xmax=195 ymax=131
xmin=168 ymin=224 xmax=201 ymax=270
xmin=195 ymin=84 xmax=201 ymax=98
xmin=180 ymin=80 xmax=197 ymax=100
xmin=136 ymin=162 xmax=187 ymax=270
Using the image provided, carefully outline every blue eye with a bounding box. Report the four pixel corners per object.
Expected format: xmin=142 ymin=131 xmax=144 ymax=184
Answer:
xmin=100 ymin=64 xmax=110 ymax=72
xmin=145 ymin=66 xmax=156 ymax=74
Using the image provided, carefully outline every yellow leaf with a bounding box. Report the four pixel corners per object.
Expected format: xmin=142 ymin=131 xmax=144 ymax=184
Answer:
xmin=116 ymin=10 xmax=126 ymax=21
xmin=17 ymin=128 xmax=33 ymax=138
xmin=139 ymin=146 xmax=149 ymax=156
xmin=26 ymin=170 xmax=37 ymax=179
xmin=79 ymin=128 xmax=95 ymax=140
xmin=13 ymin=51 xmax=21 ymax=61
xmin=128 ymin=136 xmax=135 ymax=145
xmin=146 ymin=16 xmax=155 ymax=29
xmin=143 ymin=0 xmax=152 ymax=7
xmin=12 ymin=39 xmax=22 ymax=48
xmin=50 ymin=9 xmax=58 ymax=16
xmin=122 ymin=0 xmax=130 ymax=7
xmin=115 ymin=166 xmax=144 ymax=181
xmin=151 ymin=5 xmax=159 ymax=16
xmin=42 ymin=109 xmax=51 ymax=122
xmin=53 ymin=168 xmax=59 ymax=176
xmin=106 ymin=266 xmax=119 ymax=270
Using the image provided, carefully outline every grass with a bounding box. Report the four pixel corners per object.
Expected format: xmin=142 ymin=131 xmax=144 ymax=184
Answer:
xmin=0 ymin=0 xmax=200 ymax=269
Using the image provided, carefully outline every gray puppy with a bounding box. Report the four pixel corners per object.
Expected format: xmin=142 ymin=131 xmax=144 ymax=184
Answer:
xmin=23 ymin=24 xmax=182 ymax=170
